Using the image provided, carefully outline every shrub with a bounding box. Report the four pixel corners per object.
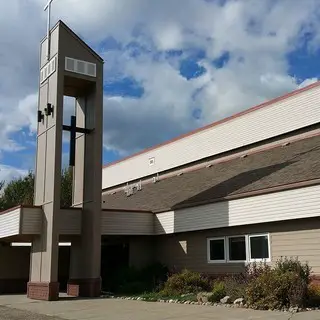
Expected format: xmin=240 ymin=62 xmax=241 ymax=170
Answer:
xmin=288 ymin=275 xmax=308 ymax=307
xmin=223 ymin=275 xmax=247 ymax=302
xmin=245 ymin=261 xmax=271 ymax=282
xmin=209 ymin=281 xmax=226 ymax=302
xmin=275 ymin=257 xmax=311 ymax=285
xmin=160 ymin=269 xmax=212 ymax=296
xmin=308 ymin=283 xmax=320 ymax=307
xmin=246 ymin=269 xmax=295 ymax=310
xmin=246 ymin=258 xmax=311 ymax=309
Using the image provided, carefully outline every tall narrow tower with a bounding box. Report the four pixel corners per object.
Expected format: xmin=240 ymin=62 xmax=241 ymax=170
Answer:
xmin=29 ymin=20 xmax=103 ymax=301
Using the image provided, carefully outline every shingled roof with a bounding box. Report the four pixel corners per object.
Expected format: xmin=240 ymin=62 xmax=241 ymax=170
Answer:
xmin=102 ymin=134 xmax=320 ymax=213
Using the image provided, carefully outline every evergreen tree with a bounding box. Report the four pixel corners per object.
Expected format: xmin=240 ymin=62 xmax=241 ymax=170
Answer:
xmin=0 ymin=169 xmax=73 ymax=211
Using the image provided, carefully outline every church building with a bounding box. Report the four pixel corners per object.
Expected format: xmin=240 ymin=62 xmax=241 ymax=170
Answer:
xmin=0 ymin=20 xmax=320 ymax=301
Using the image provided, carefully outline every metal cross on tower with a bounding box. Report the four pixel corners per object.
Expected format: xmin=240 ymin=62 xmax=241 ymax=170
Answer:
xmin=63 ymin=116 xmax=92 ymax=166
xmin=44 ymin=0 xmax=56 ymax=61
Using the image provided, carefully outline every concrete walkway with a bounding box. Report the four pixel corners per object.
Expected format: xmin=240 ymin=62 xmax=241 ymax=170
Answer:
xmin=0 ymin=295 xmax=320 ymax=320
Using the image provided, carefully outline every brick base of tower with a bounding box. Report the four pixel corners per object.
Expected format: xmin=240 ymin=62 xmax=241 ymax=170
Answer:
xmin=27 ymin=282 xmax=59 ymax=301
xmin=67 ymin=278 xmax=101 ymax=297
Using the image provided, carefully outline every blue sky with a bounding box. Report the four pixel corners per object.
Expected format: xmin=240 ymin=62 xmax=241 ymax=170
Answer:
xmin=0 ymin=0 xmax=319 ymax=181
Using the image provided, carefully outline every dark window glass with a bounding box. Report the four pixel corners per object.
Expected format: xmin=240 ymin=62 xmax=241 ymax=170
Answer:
xmin=250 ymin=235 xmax=269 ymax=259
xmin=209 ymin=239 xmax=225 ymax=261
xmin=228 ymin=236 xmax=246 ymax=261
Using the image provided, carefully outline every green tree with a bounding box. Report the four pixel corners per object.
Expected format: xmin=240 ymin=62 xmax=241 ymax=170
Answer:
xmin=60 ymin=167 xmax=73 ymax=208
xmin=0 ymin=169 xmax=73 ymax=211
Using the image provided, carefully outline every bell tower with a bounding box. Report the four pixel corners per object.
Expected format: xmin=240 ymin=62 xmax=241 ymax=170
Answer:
xmin=28 ymin=20 xmax=103 ymax=301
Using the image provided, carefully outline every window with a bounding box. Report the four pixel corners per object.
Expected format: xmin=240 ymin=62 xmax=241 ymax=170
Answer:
xmin=207 ymin=233 xmax=271 ymax=264
xmin=249 ymin=234 xmax=270 ymax=261
xmin=207 ymin=238 xmax=225 ymax=263
xmin=228 ymin=236 xmax=246 ymax=261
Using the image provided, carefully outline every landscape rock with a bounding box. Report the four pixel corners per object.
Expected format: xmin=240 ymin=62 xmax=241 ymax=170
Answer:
xmin=289 ymin=306 xmax=299 ymax=313
xmin=220 ymin=296 xmax=231 ymax=304
xmin=233 ymin=298 xmax=244 ymax=305
xmin=197 ymin=292 xmax=213 ymax=303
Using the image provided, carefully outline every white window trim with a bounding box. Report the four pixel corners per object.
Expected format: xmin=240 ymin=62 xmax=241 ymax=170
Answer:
xmin=226 ymin=235 xmax=247 ymax=263
xmin=207 ymin=237 xmax=226 ymax=264
xmin=248 ymin=233 xmax=271 ymax=263
xmin=206 ymin=233 xmax=271 ymax=264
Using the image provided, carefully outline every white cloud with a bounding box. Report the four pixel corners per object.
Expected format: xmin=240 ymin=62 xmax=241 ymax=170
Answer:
xmin=0 ymin=0 xmax=320 ymax=161
xmin=0 ymin=165 xmax=28 ymax=183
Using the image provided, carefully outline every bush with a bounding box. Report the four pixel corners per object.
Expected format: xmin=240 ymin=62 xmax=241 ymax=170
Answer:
xmin=245 ymin=258 xmax=311 ymax=310
xmin=223 ymin=275 xmax=247 ymax=302
xmin=215 ymin=262 xmax=271 ymax=302
xmin=209 ymin=281 xmax=226 ymax=302
xmin=307 ymin=283 xmax=320 ymax=307
xmin=246 ymin=269 xmax=294 ymax=310
xmin=160 ymin=269 xmax=212 ymax=296
xmin=245 ymin=261 xmax=271 ymax=282
xmin=276 ymin=257 xmax=311 ymax=285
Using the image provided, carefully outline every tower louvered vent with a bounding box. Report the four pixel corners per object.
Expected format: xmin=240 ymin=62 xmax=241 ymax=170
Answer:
xmin=65 ymin=57 xmax=96 ymax=77
xmin=40 ymin=56 xmax=57 ymax=84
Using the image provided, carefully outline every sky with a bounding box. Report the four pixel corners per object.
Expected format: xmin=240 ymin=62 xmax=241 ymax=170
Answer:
xmin=0 ymin=0 xmax=319 ymax=182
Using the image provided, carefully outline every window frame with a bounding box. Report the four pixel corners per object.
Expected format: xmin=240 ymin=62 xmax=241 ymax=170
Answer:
xmin=226 ymin=235 xmax=248 ymax=263
xmin=207 ymin=237 xmax=226 ymax=263
xmin=248 ymin=233 xmax=271 ymax=262
xmin=206 ymin=233 xmax=271 ymax=264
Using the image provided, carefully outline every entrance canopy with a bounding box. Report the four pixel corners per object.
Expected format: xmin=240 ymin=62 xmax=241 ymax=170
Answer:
xmin=0 ymin=206 xmax=154 ymax=243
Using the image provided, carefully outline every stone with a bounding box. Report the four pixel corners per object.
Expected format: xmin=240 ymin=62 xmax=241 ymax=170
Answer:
xmin=289 ymin=306 xmax=299 ymax=313
xmin=197 ymin=292 xmax=214 ymax=304
xmin=220 ymin=296 xmax=231 ymax=304
xmin=233 ymin=298 xmax=244 ymax=305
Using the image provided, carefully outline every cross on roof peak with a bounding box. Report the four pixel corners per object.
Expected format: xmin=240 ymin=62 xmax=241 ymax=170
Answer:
xmin=44 ymin=0 xmax=56 ymax=61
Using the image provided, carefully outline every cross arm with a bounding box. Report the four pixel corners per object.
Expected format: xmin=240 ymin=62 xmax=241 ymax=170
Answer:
xmin=62 ymin=125 xmax=92 ymax=134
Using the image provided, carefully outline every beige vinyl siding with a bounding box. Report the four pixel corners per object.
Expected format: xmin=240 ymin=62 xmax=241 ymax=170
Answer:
xmin=102 ymin=85 xmax=320 ymax=189
xmin=156 ymin=218 xmax=320 ymax=275
xmin=271 ymin=226 xmax=320 ymax=274
xmin=20 ymin=208 xmax=82 ymax=236
xmin=101 ymin=211 xmax=154 ymax=235
xmin=173 ymin=184 xmax=320 ymax=233
xmin=59 ymin=209 xmax=81 ymax=235
xmin=155 ymin=211 xmax=174 ymax=234
xmin=0 ymin=208 xmax=20 ymax=239
xmin=20 ymin=207 xmax=42 ymax=234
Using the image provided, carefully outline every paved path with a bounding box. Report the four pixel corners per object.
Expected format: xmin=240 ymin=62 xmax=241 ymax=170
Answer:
xmin=0 ymin=295 xmax=320 ymax=320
